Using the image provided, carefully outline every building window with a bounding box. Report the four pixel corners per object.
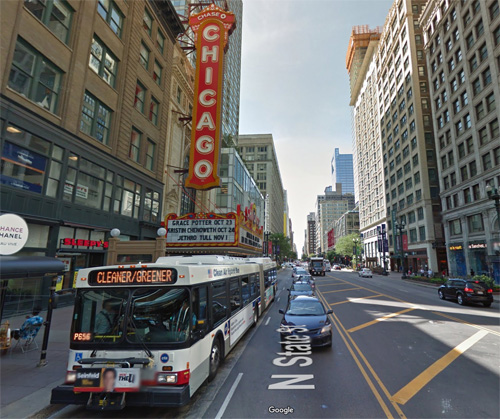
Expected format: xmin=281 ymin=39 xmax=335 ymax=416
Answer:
xmin=80 ymin=91 xmax=111 ymax=144
xmin=139 ymin=42 xmax=149 ymax=69
xmin=97 ymin=0 xmax=123 ymax=37
xmin=143 ymin=8 xmax=153 ymax=36
xmin=491 ymin=1 xmax=500 ymax=20
xmin=177 ymin=86 xmax=182 ymax=104
xmin=470 ymin=160 xmax=477 ymax=177
xmin=473 ymin=184 xmax=480 ymax=200
xmin=482 ymin=67 xmax=492 ymax=86
xmin=419 ymin=226 xmax=425 ymax=241
xmin=465 ymin=113 xmax=471 ymax=130
xmin=89 ymin=35 xmax=118 ymax=87
xmin=134 ymin=81 xmax=146 ymax=113
xmin=479 ymin=44 xmax=488 ymax=62
xmin=494 ymin=25 xmax=500 ymax=46
xmin=410 ymin=229 xmax=417 ymax=243
xmin=464 ymin=188 xmax=472 ymax=204
xmin=450 ymin=219 xmax=461 ymax=235
xmin=486 ymin=93 xmax=496 ymax=112
xmin=156 ymin=29 xmax=166 ymax=52
xmin=466 ymin=32 xmax=475 ymax=49
xmin=146 ymin=139 xmax=155 ymax=171
xmin=482 ymin=152 xmax=492 ymax=170
xmin=149 ymin=97 xmax=159 ymax=125
xmin=8 ymin=38 xmax=62 ymax=114
xmin=458 ymin=142 xmax=466 ymax=159
xmin=24 ymin=0 xmax=73 ymax=44
xmin=479 ymin=126 xmax=489 ymax=144
xmin=468 ymin=214 xmax=484 ymax=232
xmin=415 ymin=189 xmax=422 ymax=201
xmin=490 ymin=119 xmax=499 ymax=138
xmin=129 ymin=128 xmax=141 ymax=163
xmin=414 ymin=171 xmax=420 ymax=184
xmin=461 ymin=165 xmax=468 ymax=181
xmin=143 ymin=189 xmax=160 ymax=222
xmin=461 ymin=91 xmax=469 ymax=106
xmin=476 ymin=102 xmax=486 ymax=120
xmin=153 ymin=61 xmax=162 ymax=85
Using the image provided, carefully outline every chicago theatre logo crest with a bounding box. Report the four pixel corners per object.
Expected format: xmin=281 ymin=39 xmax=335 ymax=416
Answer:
xmin=185 ymin=4 xmax=236 ymax=190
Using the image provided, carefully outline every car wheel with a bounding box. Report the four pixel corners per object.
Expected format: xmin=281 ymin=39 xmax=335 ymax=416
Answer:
xmin=457 ymin=293 xmax=466 ymax=305
xmin=483 ymin=302 xmax=491 ymax=308
xmin=208 ymin=338 xmax=222 ymax=381
xmin=438 ymin=290 xmax=446 ymax=300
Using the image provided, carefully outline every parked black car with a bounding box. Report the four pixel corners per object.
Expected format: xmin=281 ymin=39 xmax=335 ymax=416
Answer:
xmin=279 ymin=296 xmax=333 ymax=347
xmin=438 ymin=279 xmax=493 ymax=307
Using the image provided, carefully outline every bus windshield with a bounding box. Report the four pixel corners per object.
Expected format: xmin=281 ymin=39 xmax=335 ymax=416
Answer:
xmin=72 ymin=287 xmax=193 ymax=344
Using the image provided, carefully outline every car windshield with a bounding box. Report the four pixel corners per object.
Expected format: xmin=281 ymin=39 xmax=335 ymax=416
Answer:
xmin=287 ymin=300 xmax=325 ymax=316
xmin=291 ymin=284 xmax=312 ymax=292
xmin=311 ymin=262 xmax=323 ymax=268
xmin=71 ymin=287 xmax=192 ymax=344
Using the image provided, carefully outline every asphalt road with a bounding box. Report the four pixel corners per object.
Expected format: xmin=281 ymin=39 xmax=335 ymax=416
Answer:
xmin=48 ymin=269 xmax=500 ymax=418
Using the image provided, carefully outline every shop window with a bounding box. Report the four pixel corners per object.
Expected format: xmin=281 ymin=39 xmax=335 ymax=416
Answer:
xmin=97 ymin=0 xmax=123 ymax=37
xmin=143 ymin=188 xmax=160 ymax=222
xmin=24 ymin=0 xmax=73 ymax=44
xmin=80 ymin=91 xmax=112 ymax=144
xmin=89 ymin=35 xmax=118 ymax=87
xmin=8 ymin=38 xmax=62 ymax=114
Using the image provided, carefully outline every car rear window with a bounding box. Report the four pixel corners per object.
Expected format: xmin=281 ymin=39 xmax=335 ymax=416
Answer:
xmin=466 ymin=281 xmax=487 ymax=288
xmin=292 ymin=284 xmax=312 ymax=292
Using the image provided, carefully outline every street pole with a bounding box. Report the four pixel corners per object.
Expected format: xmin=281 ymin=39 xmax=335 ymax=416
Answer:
xmin=395 ymin=222 xmax=408 ymax=279
xmin=38 ymin=275 xmax=58 ymax=367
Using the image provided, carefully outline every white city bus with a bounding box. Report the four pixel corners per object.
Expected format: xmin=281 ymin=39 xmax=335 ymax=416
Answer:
xmin=51 ymin=255 xmax=276 ymax=410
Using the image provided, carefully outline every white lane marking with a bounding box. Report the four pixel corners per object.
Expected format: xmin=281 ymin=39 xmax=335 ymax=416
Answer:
xmin=265 ymin=317 xmax=270 ymax=326
xmin=277 ymin=297 xmax=280 ymax=302
xmin=215 ymin=372 xmax=243 ymax=419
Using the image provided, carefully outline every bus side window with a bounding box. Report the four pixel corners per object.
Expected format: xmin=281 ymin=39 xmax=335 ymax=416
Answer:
xmin=241 ymin=277 xmax=250 ymax=306
xmin=250 ymin=274 xmax=260 ymax=299
xmin=230 ymin=278 xmax=241 ymax=314
xmin=193 ymin=286 xmax=208 ymax=327
xmin=211 ymin=280 xmax=227 ymax=327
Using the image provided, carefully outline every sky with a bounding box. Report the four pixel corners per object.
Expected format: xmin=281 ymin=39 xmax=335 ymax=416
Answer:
xmin=238 ymin=0 xmax=393 ymax=256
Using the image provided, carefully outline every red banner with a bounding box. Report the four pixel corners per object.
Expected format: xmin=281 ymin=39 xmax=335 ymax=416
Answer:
xmin=327 ymin=229 xmax=335 ymax=249
xmin=185 ymin=4 xmax=235 ymax=190
xmin=402 ymin=234 xmax=408 ymax=251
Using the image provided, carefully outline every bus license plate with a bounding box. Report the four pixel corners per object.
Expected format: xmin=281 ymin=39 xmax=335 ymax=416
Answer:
xmin=74 ymin=368 xmax=141 ymax=392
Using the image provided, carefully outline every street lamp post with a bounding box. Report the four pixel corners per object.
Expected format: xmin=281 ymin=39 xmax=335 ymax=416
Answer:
xmin=353 ymin=237 xmax=360 ymax=270
xmin=394 ymin=221 xmax=408 ymax=279
xmin=486 ymin=185 xmax=500 ymax=223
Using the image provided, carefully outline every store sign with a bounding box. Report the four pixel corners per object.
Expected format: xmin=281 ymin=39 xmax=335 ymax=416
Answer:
xmin=402 ymin=234 xmax=408 ymax=251
xmin=1 ymin=142 xmax=47 ymax=193
xmin=237 ymin=204 xmax=264 ymax=251
xmin=468 ymin=243 xmax=487 ymax=249
xmin=64 ymin=181 xmax=88 ymax=199
xmin=0 ymin=213 xmax=29 ymax=255
xmin=185 ymin=4 xmax=235 ymax=190
xmin=61 ymin=238 xmax=109 ymax=249
xmin=449 ymin=245 xmax=463 ymax=251
xmin=165 ymin=212 xmax=237 ymax=246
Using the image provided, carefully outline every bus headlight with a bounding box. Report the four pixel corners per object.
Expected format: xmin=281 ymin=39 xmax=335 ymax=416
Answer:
xmin=157 ymin=373 xmax=177 ymax=384
xmin=320 ymin=324 xmax=332 ymax=334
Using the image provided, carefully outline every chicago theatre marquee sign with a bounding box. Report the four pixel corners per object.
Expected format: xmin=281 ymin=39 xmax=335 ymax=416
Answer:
xmin=164 ymin=204 xmax=264 ymax=255
xmin=185 ymin=4 xmax=235 ymax=190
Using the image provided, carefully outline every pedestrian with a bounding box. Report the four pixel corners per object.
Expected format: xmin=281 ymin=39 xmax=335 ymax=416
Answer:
xmin=427 ymin=268 xmax=433 ymax=278
xmin=470 ymin=268 xmax=475 ymax=277
xmin=12 ymin=307 xmax=44 ymax=341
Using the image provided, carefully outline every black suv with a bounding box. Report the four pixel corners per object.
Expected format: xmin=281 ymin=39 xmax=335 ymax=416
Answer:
xmin=438 ymin=279 xmax=493 ymax=307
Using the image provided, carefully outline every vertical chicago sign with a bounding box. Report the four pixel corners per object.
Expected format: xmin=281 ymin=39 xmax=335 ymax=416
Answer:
xmin=185 ymin=4 xmax=235 ymax=190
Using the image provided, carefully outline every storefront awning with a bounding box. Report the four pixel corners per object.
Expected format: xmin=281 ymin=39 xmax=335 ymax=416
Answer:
xmin=0 ymin=256 xmax=65 ymax=280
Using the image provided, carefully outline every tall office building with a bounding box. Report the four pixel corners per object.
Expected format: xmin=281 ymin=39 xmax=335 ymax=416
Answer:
xmin=376 ymin=0 xmax=446 ymax=273
xmin=306 ymin=212 xmax=317 ymax=255
xmin=421 ymin=0 xmax=500 ymax=280
xmin=346 ymin=26 xmax=388 ymax=268
xmin=316 ymin=184 xmax=356 ymax=253
xmin=173 ymin=0 xmax=242 ymax=144
xmin=238 ymin=134 xmax=285 ymax=234
xmin=284 ymin=189 xmax=290 ymax=237
xmin=331 ymin=148 xmax=355 ymax=194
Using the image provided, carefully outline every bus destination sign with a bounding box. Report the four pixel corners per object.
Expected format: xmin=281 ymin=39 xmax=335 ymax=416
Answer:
xmin=88 ymin=268 xmax=177 ymax=286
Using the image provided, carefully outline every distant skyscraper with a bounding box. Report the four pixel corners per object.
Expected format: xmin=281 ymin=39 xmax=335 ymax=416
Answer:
xmin=331 ymin=148 xmax=355 ymax=194
xmin=173 ymin=0 xmax=242 ymax=145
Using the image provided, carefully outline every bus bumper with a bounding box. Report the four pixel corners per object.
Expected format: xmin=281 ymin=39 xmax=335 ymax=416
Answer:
xmin=51 ymin=384 xmax=191 ymax=407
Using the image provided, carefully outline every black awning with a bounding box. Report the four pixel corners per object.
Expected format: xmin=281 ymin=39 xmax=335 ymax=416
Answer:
xmin=0 ymin=256 xmax=66 ymax=280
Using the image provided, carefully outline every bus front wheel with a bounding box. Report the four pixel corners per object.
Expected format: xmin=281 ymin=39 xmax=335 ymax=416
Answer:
xmin=208 ymin=338 xmax=222 ymax=381
xmin=252 ymin=307 xmax=259 ymax=327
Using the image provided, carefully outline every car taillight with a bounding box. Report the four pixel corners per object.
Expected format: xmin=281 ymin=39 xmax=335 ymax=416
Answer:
xmin=487 ymin=288 xmax=493 ymax=293
xmin=464 ymin=287 xmax=474 ymax=293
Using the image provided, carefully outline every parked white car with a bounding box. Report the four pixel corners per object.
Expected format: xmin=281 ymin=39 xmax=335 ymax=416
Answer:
xmin=358 ymin=268 xmax=372 ymax=278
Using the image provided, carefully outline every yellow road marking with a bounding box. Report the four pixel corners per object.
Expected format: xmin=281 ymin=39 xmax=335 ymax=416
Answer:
xmin=329 ymin=294 xmax=384 ymax=306
xmin=315 ymin=291 xmax=396 ymax=419
xmin=391 ymin=329 xmax=489 ymax=405
xmin=318 ymin=282 xmax=355 ymax=286
xmin=347 ymin=308 xmax=416 ymax=333
xmin=322 ymin=287 xmax=362 ymax=294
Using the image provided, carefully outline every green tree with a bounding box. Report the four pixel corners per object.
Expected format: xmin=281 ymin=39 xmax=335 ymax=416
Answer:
xmin=326 ymin=250 xmax=338 ymax=263
xmin=269 ymin=233 xmax=292 ymax=261
xmin=290 ymin=251 xmax=298 ymax=261
xmin=334 ymin=233 xmax=363 ymax=259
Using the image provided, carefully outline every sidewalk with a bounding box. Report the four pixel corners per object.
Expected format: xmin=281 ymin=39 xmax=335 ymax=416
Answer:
xmin=0 ymin=305 xmax=73 ymax=418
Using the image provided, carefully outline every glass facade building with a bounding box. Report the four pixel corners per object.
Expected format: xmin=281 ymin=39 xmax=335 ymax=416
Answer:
xmin=331 ymin=148 xmax=355 ymax=194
